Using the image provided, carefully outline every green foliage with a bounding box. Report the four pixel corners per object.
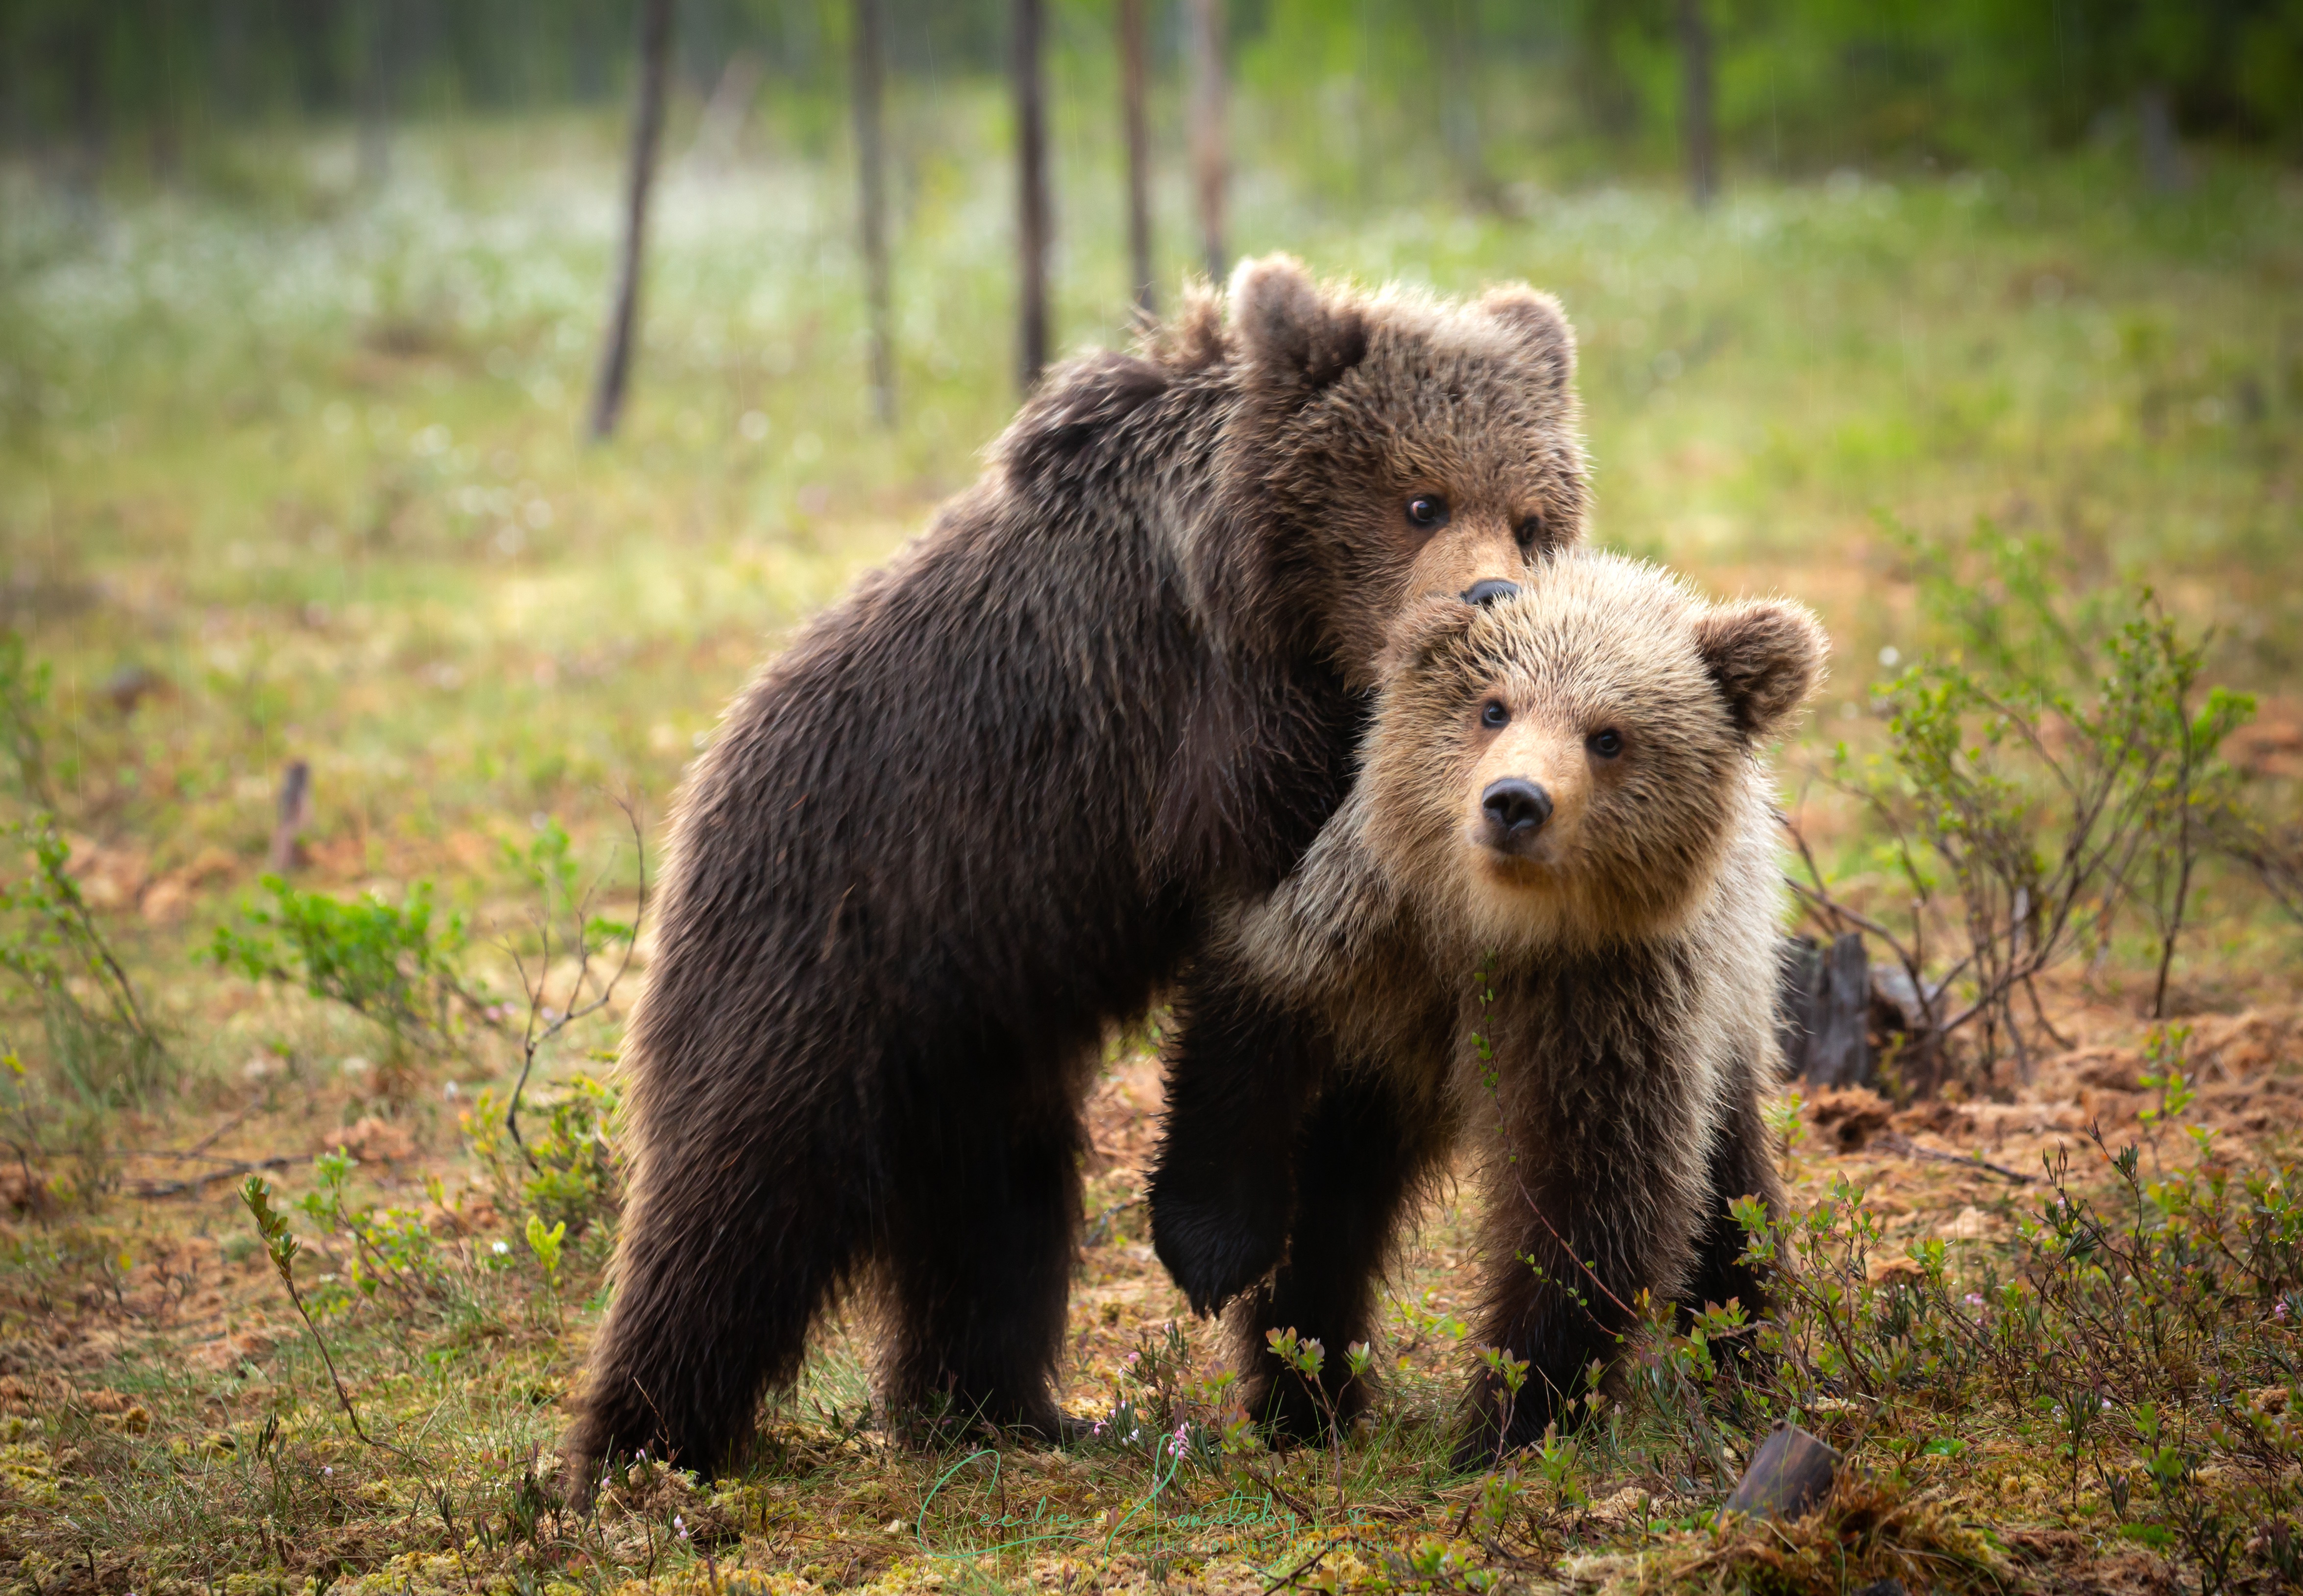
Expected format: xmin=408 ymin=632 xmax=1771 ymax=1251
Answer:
xmin=0 ymin=633 xmax=168 ymax=1106
xmin=1815 ymin=521 xmax=2259 ymax=1080
xmin=239 ymin=1172 xmax=299 ymax=1287
xmin=209 ymin=875 xmax=487 ymax=1060
xmin=464 ymin=1073 xmax=622 ymax=1240
xmin=294 ymin=1148 xmax=459 ymax=1314
xmin=523 ymin=1213 xmax=566 ymax=1286
xmin=1704 ymin=1122 xmax=2303 ymax=1590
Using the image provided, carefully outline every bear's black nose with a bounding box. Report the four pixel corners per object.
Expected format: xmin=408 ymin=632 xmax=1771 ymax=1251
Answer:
xmin=1481 ymin=778 xmax=1553 ymax=838
xmin=1461 ymin=579 xmax=1520 ymax=608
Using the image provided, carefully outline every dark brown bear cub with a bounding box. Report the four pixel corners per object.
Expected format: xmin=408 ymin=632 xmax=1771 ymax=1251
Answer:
xmin=1149 ymin=551 xmax=1825 ymax=1467
xmin=568 ymin=258 xmax=1592 ymax=1483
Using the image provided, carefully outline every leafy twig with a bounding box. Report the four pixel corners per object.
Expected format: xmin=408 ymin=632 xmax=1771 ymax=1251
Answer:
xmin=239 ymin=1173 xmax=427 ymax=1467
xmin=504 ymin=797 xmax=647 ymax=1169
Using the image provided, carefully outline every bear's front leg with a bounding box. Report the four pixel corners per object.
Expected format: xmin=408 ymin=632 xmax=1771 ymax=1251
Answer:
xmin=1149 ymin=955 xmax=1329 ymax=1316
xmin=1452 ymin=963 xmax=1714 ymax=1472
xmin=1681 ymin=1056 xmax=1783 ymax=1332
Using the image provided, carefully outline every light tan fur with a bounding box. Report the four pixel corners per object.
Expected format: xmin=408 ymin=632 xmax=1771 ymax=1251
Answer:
xmin=1189 ymin=549 xmax=1827 ymax=1458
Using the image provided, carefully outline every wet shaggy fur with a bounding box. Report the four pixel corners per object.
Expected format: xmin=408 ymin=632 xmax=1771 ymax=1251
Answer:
xmin=1148 ymin=552 xmax=1827 ymax=1467
xmin=567 ymin=256 xmax=1592 ymax=1483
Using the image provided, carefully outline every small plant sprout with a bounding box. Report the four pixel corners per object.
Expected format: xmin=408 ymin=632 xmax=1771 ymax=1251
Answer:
xmin=526 ymin=1212 xmax=569 ymax=1328
xmin=525 ymin=1213 xmax=567 ymax=1284
xmin=1476 ymin=1345 xmax=1532 ymax=1468
xmin=1767 ymin=1088 xmax=1808 ymax=1176
xmin=2138 ymin=1021 xmax=2197 ymax=1141
xmin=239 ymin=1174 xmax=421 ymax=1464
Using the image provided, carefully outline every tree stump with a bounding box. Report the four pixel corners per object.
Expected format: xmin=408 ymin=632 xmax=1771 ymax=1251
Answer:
xmin=1722 ymin=1422 xmax=1841 ymax=1522
xmin=1774 ymin=935 xmax=1825 ymax=1079
xmin=267 ymin=760 xmax=311 ymax=873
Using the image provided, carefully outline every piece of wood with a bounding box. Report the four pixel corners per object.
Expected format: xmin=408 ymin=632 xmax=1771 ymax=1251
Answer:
xmin=1806 ymin=931 xmax=1874 ymax=1090
xmin=1117 ymin=0 xmax=1154 ymax=315
xmin=1013 ymin=0 xmax=1051 ymax=391
xmin=267 ymin=759 xmax=311 ymax=873
xmin=1774 ymin=935 xmax=1824 ymax=1080
xmin=588 ymin=0 xmax=675 ymax=441
xmin=1185 ymin=0 xmax=1226 ymax=283
xmin=1722 ymin=1422 xmax=1840 ymax=1521
xmin=851 ymin=0 xmax=894 ymax=426
xmin=132 ymin=1155 xmax=291 ymax=1201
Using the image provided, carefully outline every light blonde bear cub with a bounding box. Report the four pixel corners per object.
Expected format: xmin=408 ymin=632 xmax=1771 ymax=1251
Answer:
xmin=1148 ymin=549 xmax=1827 ymax=1467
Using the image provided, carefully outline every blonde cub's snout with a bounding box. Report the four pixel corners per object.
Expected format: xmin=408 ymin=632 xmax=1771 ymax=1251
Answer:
xmin=1468 ymin=718 xmax=1594 ymax=872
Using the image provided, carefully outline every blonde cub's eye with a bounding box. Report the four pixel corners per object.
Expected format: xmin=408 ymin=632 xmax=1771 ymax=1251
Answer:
xmin=1481 ymin=700 xmax=1511 ymax=730
xmin=1406 ymin=494 xmax=1450 ymax=530
xmin=1587 ymin=728 xmax=1624 ymax=759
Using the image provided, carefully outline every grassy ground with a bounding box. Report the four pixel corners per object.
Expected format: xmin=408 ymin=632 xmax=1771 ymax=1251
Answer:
xmin=1 ymin=108 xmax=2301 ymax=1592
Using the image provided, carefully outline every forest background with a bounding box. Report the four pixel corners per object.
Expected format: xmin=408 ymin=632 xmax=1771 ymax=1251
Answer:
xmin=1 ymin=2 xmax=2302 ymax=1593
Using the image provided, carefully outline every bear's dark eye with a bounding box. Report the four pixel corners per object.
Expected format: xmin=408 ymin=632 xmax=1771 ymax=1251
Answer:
xmin=1481 ymin=700 xmax=1510 ymax=730
xmin=1587 ymin=728 xmax=1624 ymax=759
xmin=1406 ymin=494 xmax=1450 ymax=531
xmin=1515 ymin=513 xmax=1546 ymax=549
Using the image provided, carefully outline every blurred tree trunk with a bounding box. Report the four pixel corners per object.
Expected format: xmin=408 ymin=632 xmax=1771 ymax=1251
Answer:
xmin=67 ymin=10 xmax=105 ymax=195
xmin=1678 ymin=0 xmax=1716 ymax=208
xmin=356 ymin=0 xmax=395 ymax=192
xmin=1441 ymin=1 xmax=1488 ymax=204
xmin=2138 ymin=86 xmax=2191 ymax=192
xmin=1118 ymin=0 xmax=1154 ymax=316
xmin=589 ymin=0 xmax=675 ymax=442
xmin=691 ymin=51 xmax=761 ymax=172
xmin=851 ymin=0 xmax=894 ymax=425
xmin=1186 ymin=0 xmax=1226 ymax=283
xmin=1014 ymin=0 xmax=1051 ymax=391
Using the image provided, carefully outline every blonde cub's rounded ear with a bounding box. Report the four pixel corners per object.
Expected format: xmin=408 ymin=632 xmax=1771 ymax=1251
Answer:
xmin=1480 ymin=285 xmax=1577 ymax=390
xmin=1230 ymin=253 xmax=1368 ymax=393
xmin=1376 ymin=590 xmax=1485 ymax=681
xmin=1695 ymin=599 xmax=1829 ymax=741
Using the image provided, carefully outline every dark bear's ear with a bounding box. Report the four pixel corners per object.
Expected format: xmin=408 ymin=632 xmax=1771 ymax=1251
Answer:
xmin=1695 ymin=599 xmax=1828 ymax=742
xmin=1479 ymin=285 xmax=1577 ymax=391
xmin=1231 ymin=254 xmax=1367 ymax=394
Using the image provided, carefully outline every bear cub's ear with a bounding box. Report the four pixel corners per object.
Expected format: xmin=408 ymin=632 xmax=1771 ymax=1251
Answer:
xmin=1231 ymin=254 xmax=1368 ymax=393
xmin=1695 ymin=599 xmax=1828 ymax=742
xmin=1479 ymin=285 xmax=1577 ymax=390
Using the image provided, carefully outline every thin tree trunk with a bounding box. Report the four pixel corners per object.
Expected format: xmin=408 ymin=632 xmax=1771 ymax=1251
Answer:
xmin=2138 ymin=85 xmax=2190 ymax=193
xmin=1678 ymin=0 xmax=1716 ymax=209
xmin=1441 ymin=0 xmax=1486 ymax=202
xmin=852 ymin=0 xmax=894 ymax=425
xmin=356 ymin=0 xmax=394 ymax=192
xmin=590 ymin=0 xmax=675 ymax=442
xmin=1118 ymin=0 xmax=1155 ymax=316
xmin=1186 ymin=0 xmax=1226 ymax=283
xmin=1013 ymin=0 xmax=1051 ymax=391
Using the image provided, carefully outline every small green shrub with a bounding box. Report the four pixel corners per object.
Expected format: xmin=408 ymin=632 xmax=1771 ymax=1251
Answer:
xmin=210 ymin=875 xmax=489 ymax=1061
xmin=0 ymin=633 xmax=168 ymax=1106
xmin=465 ymin=1073 xmax=622 ymax=1241
xmin=1803 ymin=520 xmax=2258 ymax=1084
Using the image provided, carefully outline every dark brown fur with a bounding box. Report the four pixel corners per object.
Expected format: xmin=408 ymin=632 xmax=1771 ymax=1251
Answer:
xmin=566 ymin=258 xmax=1589 ymax=1483
xmin=1149 ymin=555 xmax=1824 ymax=1469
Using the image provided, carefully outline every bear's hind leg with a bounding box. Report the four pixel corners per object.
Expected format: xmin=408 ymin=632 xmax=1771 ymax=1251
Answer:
xmin=880 ymin=1059 xmax=1082 ymax=1442
xmin=1235 ymin=1069 xmax=1440 ymax=1445
xmin=568 ymin=1093 xmax=870 ymax=1488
